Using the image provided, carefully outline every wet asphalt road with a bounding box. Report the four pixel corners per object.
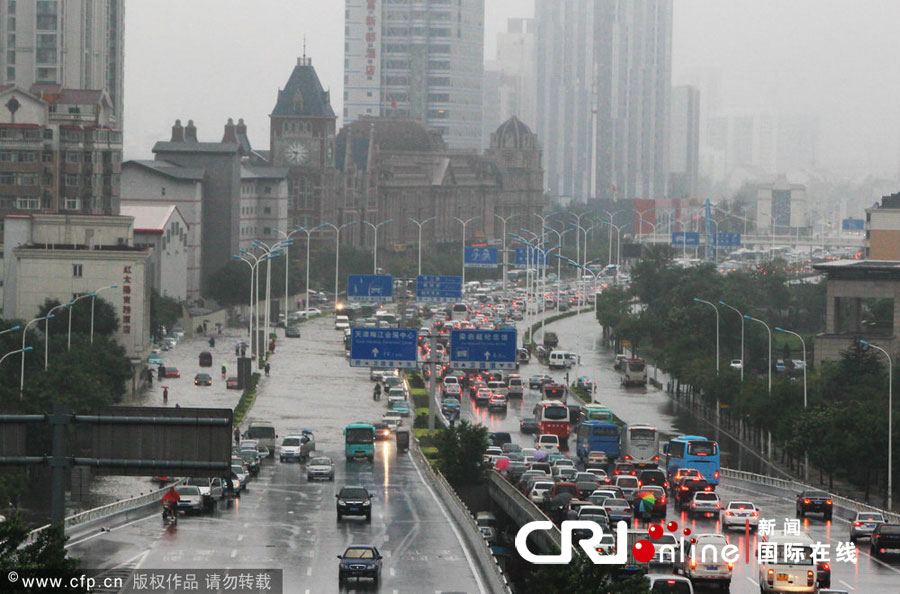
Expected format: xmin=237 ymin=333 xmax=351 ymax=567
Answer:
xmin=68 ymin=317 xmax=484 ymax=594
xmin=456 ymin=311 xmax=900 ymax=593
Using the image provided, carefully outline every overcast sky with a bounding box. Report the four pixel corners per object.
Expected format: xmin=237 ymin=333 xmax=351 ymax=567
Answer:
xmin=124 ymin=1 xmax=900 ymax=177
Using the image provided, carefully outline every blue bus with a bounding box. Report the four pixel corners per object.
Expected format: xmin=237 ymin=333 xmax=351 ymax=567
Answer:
xmin=575 ymin=421 xmax=621 ymax=462
xmin=663 ymin=435 xmax=720 ymax=486
xmin=344 ymin=422 xmax=376 ymax=462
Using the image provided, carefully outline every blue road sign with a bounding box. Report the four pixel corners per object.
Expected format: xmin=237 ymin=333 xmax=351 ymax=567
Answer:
xmin=671 ymin=231 xmax=700 ymax=246
xmin=714 ymin=232 xmax=741 ymax=247
xmin=514 ymin=247 xmax=549 ymax=268
xmin=349 ymin=328 xmax=418 ymax=369
xmin=449 ymin=329 xmax=517 ymax=370
xmin=464 ymin=246 xmax=499 ymax=269
xmin=347 ymin=274 xmax=393 ymax=303
xmin=416 ymin=275 xmax=462 ymax=303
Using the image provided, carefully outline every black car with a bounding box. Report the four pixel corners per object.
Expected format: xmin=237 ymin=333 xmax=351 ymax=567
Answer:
xmin=796 ymin=489 xmax=833 ymax=520
xmin=337 ymin=545 xmax=382 ymax=586
xmin=817 ymin=561 xmax=831 ymax=589
xmin=237 ymin=449 xmax=260 ymax=475
xmin=638 ymin=468 xmax=668 ymax=489
xmin=336 ymin=485 xmax=373 ymax=521
xmin=674 ymin=478 xmax=709 ymax=510
xmin=528 ymin=374 xmax=553 ymax=390
xmin=871 ymin=523 xmax=900 ymax=558
xmin=194 ymin=373 xmax=212 ymax=386
xmin=519 ymin=417 xmax=539 ymax=434
xmin=489 ymin=432 xmax=512 ymax=448
xmin=285 ymin=325 xmax=301 ymax=338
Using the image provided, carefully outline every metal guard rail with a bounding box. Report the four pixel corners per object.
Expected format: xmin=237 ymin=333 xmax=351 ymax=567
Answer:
xmin=411 ymin=438 xmax=512 ymax=594
xmin=719 ymin=467 xmax=900 ymax=523
xmin=26 ymin=478 xmax=186 ymax=544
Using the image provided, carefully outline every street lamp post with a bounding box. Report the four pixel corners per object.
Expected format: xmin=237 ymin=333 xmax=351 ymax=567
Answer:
xmin=320 ymin=221 xmax=356 ymax=311
xmin=544 ymin=226 xmax=571 ymax=312
xmin=90 ymin=285 xmax=118 ymax=344
xmin=294 ymin=225 xmax=322 ymax=314
xmin=495 ymin=214 xmax=519 ymax=301
xmin=1 ymin=346 xmax=31 ymax=367
xmin=860 ymin=340 xmax=892 ymax=510
xmin=603 ymin=210 xmax=623 ymax=266
xmin=67 ymin=293 xmax=94 ymax=350
xmin=745 ymin=315 xmax=772 ymax=394
xmin=45 ymin=302 xmax=71 ymax=370
xmin=363 ymin=219 xmax=392 ymax=274
xmin=276 ymin=228 xmax=305 ymax=322
xmin=602 ymin=221 xmax=624 ymax=283
xmin=693 ymin=299 xmax=720 ymax=374
xmin=720 ymin=301 xmax=745 ymax=381
xmin=234 ymin=252 xmax=262 ymax=359
xmin=408 ymin=217 xmax=436 ymax=277
xmin=21 ymin=314 xmax=54 ymax=395
xmin=454 ymin=216 xmax=480 ymax=289
xmin=778 ymin=326 xmax=808 ymax=481
xmin=252 ymin=240 xmax=286 ymax=337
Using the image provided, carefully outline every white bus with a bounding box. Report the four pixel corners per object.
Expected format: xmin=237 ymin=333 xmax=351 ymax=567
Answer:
xmin=622 ymin=425 xmax=660 ymax=469
xmin=451 ymin=303 xmax=469 ymax=321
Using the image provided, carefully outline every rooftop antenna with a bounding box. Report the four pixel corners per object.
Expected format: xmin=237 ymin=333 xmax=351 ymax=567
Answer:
xmin=302 ymin=35 xmax=307 ymax=63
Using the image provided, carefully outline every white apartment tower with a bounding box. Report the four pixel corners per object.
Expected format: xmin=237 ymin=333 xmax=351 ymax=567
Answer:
xmin=343 ymin=0 xmax=484 ymax=150
xmin=0 ymin=0 xmax=124 ymax=123
xmin=482 ymin=18 xmax=536 ymax=148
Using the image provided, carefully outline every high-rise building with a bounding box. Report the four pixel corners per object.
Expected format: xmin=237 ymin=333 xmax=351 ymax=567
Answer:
xmin=481 ymin=18 xmax=536 ymax=148
xmin=536 ymin=0 xmax=672 ymax=201
xmin=0 ymin=0 xmax=124 ymax=124
xmin=669 ymin=85 xmax=700 ymax=198
xmin=343 ymin=0 xmax=484 ymax=150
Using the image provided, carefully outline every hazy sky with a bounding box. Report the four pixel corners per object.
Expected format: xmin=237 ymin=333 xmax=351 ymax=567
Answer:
xmin=124 ymin=1 xmax=900 ymax=177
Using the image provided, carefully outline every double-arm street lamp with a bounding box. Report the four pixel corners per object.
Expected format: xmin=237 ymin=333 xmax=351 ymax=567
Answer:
xmin=91 ymin=285 xmax=118 ymax=344
xmin=320 ymin=221 xmax=356 ymax=311
xmin=363 ymin=219 xmax=392 ymax=274
xmin=778 ymin=326 xmax=808 ymax=481
xmin=252 ymin=240 xmax=287 ymax=335
xmin=45 ymin=301 xmax=72 ymax=370
xmin=745 ymin=315 xmax=772 ymax=394
xmin=294 ymin=225 xmax=324 ymax=314
xmin=693 ymin=299 xmax=720 ymax=374
xmin=21 ymin=314 xmax=54 ymax=394
xmin=408 ymin=216 xmax=436 ymax=277
xmin=276 ymin=228 xmax=308 ymax=320
xmin=454 ymin=216 xmax=480 ymax=289
xmin=495 ymin=214 xmax=519 ymax=300
xmin=719 ymin=301 xmax=745 ymax=381
xmin=67 ymin=293 xmax=95 ymax=350
xmin=859 ymin=340 xmax=892 ymax=510
xmin=234 ymin=252 xmax=262 ymax=359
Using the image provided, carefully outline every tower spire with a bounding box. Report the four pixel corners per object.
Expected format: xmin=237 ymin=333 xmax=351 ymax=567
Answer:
xmin=302 ymin=35 xmax=307 ymax=61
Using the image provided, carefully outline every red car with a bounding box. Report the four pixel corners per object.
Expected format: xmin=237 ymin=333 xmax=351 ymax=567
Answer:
xmin=161 ymin=367 xmax=180 ymax=378
xmin=226 ymin=377 xmax=240 ymax=390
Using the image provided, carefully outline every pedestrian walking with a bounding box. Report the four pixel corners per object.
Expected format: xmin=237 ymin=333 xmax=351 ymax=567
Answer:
xmin=158 ymin=366 xmax=164 ymax=381
xmin=163 ymin=386 xmax=169 ymax=404
xmin=233 ymin=426 xmax=241 ymax=445
xmin=235 ymin=344 xmax=240 ymax=357
xmin=264 ymin=362 xmax=271 ymax=377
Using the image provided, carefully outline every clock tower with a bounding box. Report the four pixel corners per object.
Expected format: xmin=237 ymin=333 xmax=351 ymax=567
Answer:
xmin=270 ymin=55 xmax=337 ymax=230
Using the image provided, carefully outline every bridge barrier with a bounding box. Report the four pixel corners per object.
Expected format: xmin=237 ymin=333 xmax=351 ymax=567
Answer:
xmin=410 ymin=437 xmax=512 ymax=594
xmin=487 ymin=471 xmax=562 ymax=554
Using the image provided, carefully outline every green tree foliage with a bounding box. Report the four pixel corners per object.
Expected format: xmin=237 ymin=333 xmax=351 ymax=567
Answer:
xmin=150 ymin=290 xmax=183 ymax=332
xmin=431 ymin=420 xmax=489 ymax=486
xmin=528 ymin=552 xmax=649 ymax=593
xmin=0 ymin=519 xmax=87 ymax=593
xmin=37 ymin=296 xmax=118 ymax=338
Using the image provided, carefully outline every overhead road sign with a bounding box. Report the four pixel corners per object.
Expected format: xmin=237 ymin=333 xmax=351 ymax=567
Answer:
xmin=671 ymin=232 xmax=700 ymax=246
xmin=514 ymin=247 xmax=549 ymax=268
xmin=449 ymin=329 xmax=517 ymax=370
xmin=714 ymin=232 xmax=741 ymax=247
xmin=416 ymin=275 xmax=462 ymax=303
xmin=464 ymin=246 xmax=499 ymax=269
xmin=347 ymin=274 xmax=393 ymax=303
xmin=349 ymin=328 xmax=418 ymax=369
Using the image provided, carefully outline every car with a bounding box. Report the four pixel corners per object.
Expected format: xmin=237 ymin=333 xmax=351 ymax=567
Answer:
xmin=519 ymin=417 xmax=539 ymax=434
xmin=488 ymin=394 xmax=508 ymax=412
xmin=817 ymin=560 xmax=832 ymax=589
xmin=649 ymin=534 xmax=679 ymax=571
xmin=488 ymin=432 xmax=512 ymax=448
xmin=441 ymin=398 xmax=460 ymax=415
xmin=638 ymin=468 xmax=668 ymax=489
xmin=279 ymin=435 xmax=311 ymax=462
xmin=225 ymin=376 xmax=240 ymax=390
xmin=679 ymin=533 xmax=732 ymax=589
xmin=237 ymin=449 xmax=260 ymax=475
xmin=721 ymin=500 xmax=759 ymax=530
xmin=687 ymin=491 xmax=721 ymax=518
xmin=601 ymin=498 xmax=633 ymax=525
xmin=588 ymin=489 xmax=625 ymax=505
xmin=193 ymin=373 xmax=212 ymax=386
xmin=285 ymin=325 xmax=301 ymax=338
xmin=554 ymin=466 xmax=577 ymax=482
xmin=336 ymin=485 xmax=373 ymax=521
xmin=528 ymin=374 xmax=553 ymax=390
xmin=161 ymin=367 xmax=180 ymax=378
xmin=585 ymin=468 xmax=610 ymax=485
xmin=850 ymin=511 xmax=885 ymax=542
xmin=501 ymin=442 xmax=523 ymax=455
xmin=775 ymin=359 xmax=787 ymax=373
xmin=670 ymin=467 xmax=702 ymax=490
xmin=174 ymin=485 xmax=204 ymax=514
xmin=307 ymin=456 xmax=335 ymax=481
xmin=474 ymin=388 xmax=493 ymax=406
xmin=337 ymin=545 xmax=382 ymax=586
xmin=529 ymin=481 xmax=556 ymax=504
xmin=633 ymin=486 xmax=667 ymax=520
xmin=148 ymin=351 xmax=163 ymax=365
xmin=585 ymin=451 xmax=609 ymax=470
xmin=796 ymin=489 xmax=833 ymax=520
xmin=185 ymin=477 xmax=224 ymax=511
xmin=729 ymin=359 xmax=742 ymax=370
xmin=475 ymin=511 xmax=498 ymax=544
xmin=383 ymin=416 xmax=401 ymax=432
xmin=613 ymin=354 xmax=628 ymax=370
xmin=390 ymin=398 xmax=411 ymax=417
xmin=870 ymin=523 xmax=900 ymax=558
xmin=230 ymin=466 xmax=247 ymax=495
xmin=334 ymin=315 xmax=350 ymax=330
xmin=614 ymin=475 xmax=639 ymax=499
xmin=645 ymin=574 xmax=694 ymax=593
xmin=674 ymin=478 xmax=710 ymax=510
xmin=383 ymin=411 xmax=403 ymax=427
xmin=372 ymin=422 xmax=391 ymax=441
xmin=613 ymin=462 xmax=637 ymax=476
xmin=536 ymin=434 xmax=560 ymax=454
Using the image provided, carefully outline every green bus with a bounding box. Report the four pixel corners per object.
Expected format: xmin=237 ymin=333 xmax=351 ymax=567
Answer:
xmin=344 ymin=422 xmax=376 ymax=462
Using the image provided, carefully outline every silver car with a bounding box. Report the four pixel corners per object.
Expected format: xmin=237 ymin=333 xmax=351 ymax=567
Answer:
xmin=688 ymin=491 xmax=722 ymax=518
xmin=174 ymin=485 xmax=204 ymax=514
xmin=307 ymin=456 xmax=335 ymax=481
xmin=850 ymin=511 xmax=885 ymax=542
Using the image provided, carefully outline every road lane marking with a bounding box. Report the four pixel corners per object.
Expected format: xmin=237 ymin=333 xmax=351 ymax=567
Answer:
xmin=408 ymin=450 xmax=486 ymax=594
xmin=746 ymin=576 xmax=759 ymax=586
xmin=306 ymin=567 xmax=312 ymax=576
xmin=230 ymin=549 xmax=237 ymax=558
xmin=390 ymin=568 xmax=396 ymax=576
xmin=840 ymin=580 xmax=855 ymax=590
xmin=236 ymin=535 xmax=244 ymax=541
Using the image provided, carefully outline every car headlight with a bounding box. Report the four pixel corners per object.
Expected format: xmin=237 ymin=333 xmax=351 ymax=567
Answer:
xmin=363 ymin=500 xmax=371 ymax=506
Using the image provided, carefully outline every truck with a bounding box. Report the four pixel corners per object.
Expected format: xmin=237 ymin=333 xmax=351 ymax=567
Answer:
xmin=543 ymin=332 xmax=559 ymax=349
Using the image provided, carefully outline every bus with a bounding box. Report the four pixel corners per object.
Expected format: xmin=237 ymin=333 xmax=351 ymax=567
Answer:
xmin=532 ymin=400 xmax=570 ymax=443
xmin=622 ymin=424 xmax=660 ymax=468
xmin=450 ymin=303 xmax=469 ymax=321
xmin=575 ymin=420 xmax=621 ymax=462
xmin=343 ymin=422 xmax=376 ymax=462
xmin=663 ymin=435 xmax=720 ymax=487
xmin=622 ymin=358 xmax=647 ymax=387
xmin=583 ymin=404 xmax=615 ymax=423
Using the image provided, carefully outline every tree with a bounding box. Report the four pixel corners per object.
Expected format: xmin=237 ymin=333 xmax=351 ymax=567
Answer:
xmin=37 ymin=296 xmax=118 ymax=338
xmin=431 ymin=420 xmax=489 ymax=486
xmin=0 ymin=518 xmax=87 ymax=593
xmin=150 ymin=290 xmax=183 ymax=334
xmin=528 ymin=551 xmax=649 ymax=593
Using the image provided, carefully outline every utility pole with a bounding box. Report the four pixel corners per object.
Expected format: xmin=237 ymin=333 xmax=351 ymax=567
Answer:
xmin=428 ymin=332 xmax=437 ymax=430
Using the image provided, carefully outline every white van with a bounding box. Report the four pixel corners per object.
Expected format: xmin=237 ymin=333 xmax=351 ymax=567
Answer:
xmin=244 ymin=421 xmax=277 ymax=457
xmin=679 ymin=533 xmax=732 ymax=589
xmin=506 ymin=376 xmax=524 ymax=398
xmin=548 ymin=350 xmax=574 ymax=369
xmin=758 ymin=533 xmax=816 ymax=593
xmin=334 ymin=315 xmax=350 ymax=330
xmin=487 ymin=380 xmax=508 ymax=397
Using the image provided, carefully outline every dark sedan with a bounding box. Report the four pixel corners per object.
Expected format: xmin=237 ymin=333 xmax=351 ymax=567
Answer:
xmin=337 ymin=545 xmax=382 ymax=586
xmin=796 ymin=489 xmax=833 ymax=520
xmin=226 ymin=376 xmax=240 ymax=390
xmin=194 ymin=373 xmax=212 ymax=386
xmin=528 ymin=374 xmax=553 ymax=390
xmin=519 ymin=417 xmax=539 ymax=434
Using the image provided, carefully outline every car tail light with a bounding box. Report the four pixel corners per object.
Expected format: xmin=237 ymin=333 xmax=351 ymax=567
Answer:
xmin=767 ymin=569 xmax=775 ymax=584
xmin=714 ymin=471 xmax=719 ymax=479
xmin=680 ymin=485 xmax=688 ymax=491
xmin=660 ymin=497 xmax=666 ymax=504
xmin=726 ymin=511 xmax=733 ymax=516
xmin=653 ymin=455 xmax=659 ymax=461
xmin=638 ymin=481 xmax=642 ymax=487
xmin=624 ymin=455 xmax=632 ymax=460
xmin=690 ymin=559 xmax=697 ymax=569
xmin=727 ymin=562 xmax=734 ymax=570
xmin=704 ymin=486 xmax=712 ymax=491
xmin=807 ymin=571 xmax=814 ymax=586
xmin=881 ymin=548 xmax=887 ymax=554
xmin=751 ymin=511 xmax=758 ymax=517
xmin=822 ymin=563 xmax=830 ymax=571
xmin=716 ymin=503 xmax=721 ymax=508
xmin=855 ymin=521 xmax=862 ymax=526
xmin=803 ymin=499 xmax=810 ymax=504
xmin=826 ymin=499 xmax=833 ymax=505
xmin=663 ymin=481 xmax=668 ymax=488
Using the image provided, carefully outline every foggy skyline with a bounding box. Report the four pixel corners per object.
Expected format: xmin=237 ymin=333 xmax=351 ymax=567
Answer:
xmin=124 ymin=1 xmax=900 ymax=180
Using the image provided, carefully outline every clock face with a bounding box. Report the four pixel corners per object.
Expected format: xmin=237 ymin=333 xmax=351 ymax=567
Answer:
xmin=285 ymin=141 xmax=309 ymax=165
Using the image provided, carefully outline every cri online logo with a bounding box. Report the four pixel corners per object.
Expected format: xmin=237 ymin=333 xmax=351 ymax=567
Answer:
xmin=516 ymin=520 xmax=694 ymax=565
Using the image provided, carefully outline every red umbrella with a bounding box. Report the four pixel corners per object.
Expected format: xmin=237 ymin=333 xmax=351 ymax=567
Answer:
xmin=494 ymin=458 xmax=510 ymax=470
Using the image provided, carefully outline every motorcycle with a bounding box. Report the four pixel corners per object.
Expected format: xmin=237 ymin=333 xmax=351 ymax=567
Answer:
xmin=162 ymin=502 xmax=178 ymax=526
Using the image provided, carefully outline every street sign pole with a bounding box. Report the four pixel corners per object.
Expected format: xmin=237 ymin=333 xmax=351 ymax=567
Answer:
xmin=428 ymin=332 xmax=436 ymax=431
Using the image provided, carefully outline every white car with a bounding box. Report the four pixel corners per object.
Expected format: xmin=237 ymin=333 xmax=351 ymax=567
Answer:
xmin=279 ymin=434 xmax=314 ymax=462
xmin=529 ymin=481 xmax=555 ymax=504
xmin=383 ymin=411 xmax=403 ymax=427
xmin=614 ymin=475 xmax=639 ymax=499
xmin=688 ymin=491 xmax=722 ymax=518
xmin=306 ymin=456 xmax=335 ymax=481
xmin=729 ymin=359 xmax=742 ymax=370
xmin=174 ymin=485 xmax=204 ymax=514
xmin=334 ymin=315 xmax=350 ymax=330
xmin=521 ymin=447 xmax=537 ymax=458
xmin=535 ymin=434 xmax=560 ymax=454
xmin=721 ymin=500 xmax=759 ymax=530
xmin=680 ymin=533 xmax=732 ymax=589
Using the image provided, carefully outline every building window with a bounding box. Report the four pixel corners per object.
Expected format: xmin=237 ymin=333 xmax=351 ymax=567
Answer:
xmin=0 ymin=173 xmax=12 ymax=185
xmin=264 ymin=227 xmax=271 ymax=236
xmin=64 ymin=197 xmax=79 ymax=210
xmin=72 ymin=263 xmax=82 ymax=277
xmin=65 ymin=174 xmax=79 ymax=186
xmin=15 ymin=197 xmax=39 ymax=210
xmin=66 ymin=151 xmax=80 ymax=163
xmin=43 ymin=129 xmax=52 ymax=140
